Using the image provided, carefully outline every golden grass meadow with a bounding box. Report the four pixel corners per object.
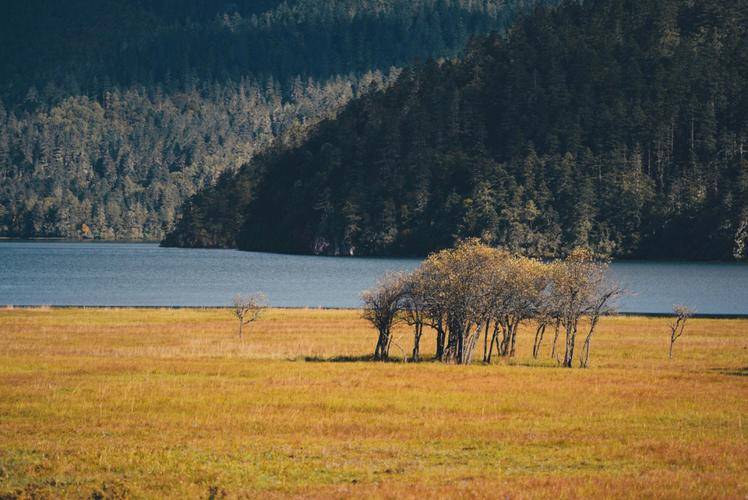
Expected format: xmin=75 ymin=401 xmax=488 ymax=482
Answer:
xmin=0 ymin=307 xmax=746 ymax=498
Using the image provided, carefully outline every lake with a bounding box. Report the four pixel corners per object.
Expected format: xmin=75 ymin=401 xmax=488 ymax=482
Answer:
xmin=0 ymin=241 xmax=746 ymax=314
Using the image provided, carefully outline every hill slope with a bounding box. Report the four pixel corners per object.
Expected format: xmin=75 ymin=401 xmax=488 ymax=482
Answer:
xmin=165 ymin=0 xmax=748 ymax=260
xmin=0 ymin=0 xmax=541 ymax=240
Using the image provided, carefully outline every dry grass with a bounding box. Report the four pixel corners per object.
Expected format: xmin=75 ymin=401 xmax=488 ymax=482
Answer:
xmin=0 ymin=308 xmax=746 ymax=498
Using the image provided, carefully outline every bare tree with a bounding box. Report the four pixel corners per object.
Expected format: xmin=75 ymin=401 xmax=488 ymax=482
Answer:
xmin=532 ymin=283 xmax=561 ymax=360
xmin=362 ymin=272 xmax=407 ymax=361
xmin=502 ymin=257 xmax=550 ymax=358
xmin=232 ymin=293 xmax=268 ymax=339
xmin=425 ymin=240 xmax=495 ymax=364
xmin=669 ymin=305 xmax=694 ymax=359
xmin=415 ymin=256 xmax=450 ymax=361
xmin=401 ymin=270 xmax=430 ymax=362
xmin=549 ymin=318 xmax=562 ymax=362
xmin=483 ymin=250 xmax=512 ymax=363
xmin=535 ymin=262 xmax=564 ymax=360
xmin=555 ymin=248 xmax=620 ymax=368
xmin=579 ymin=282 xmax=623 ymax=368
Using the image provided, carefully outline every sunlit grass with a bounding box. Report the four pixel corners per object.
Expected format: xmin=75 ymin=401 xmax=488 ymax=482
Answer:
xmin=0 ymin=308 xmax=746 ymax=497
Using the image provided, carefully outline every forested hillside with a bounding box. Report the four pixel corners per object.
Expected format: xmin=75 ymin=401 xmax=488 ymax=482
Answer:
xmin=0 ymin=0 xmax=540 ymax=239
xmin=165 ymin=0 xmax=748 ymax=260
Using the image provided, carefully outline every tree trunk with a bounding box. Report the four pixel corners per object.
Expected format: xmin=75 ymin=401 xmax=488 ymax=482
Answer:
xmin=486 ymin=323 xmax=499 ymax=363
xmin=550 ymin=319 xmax=561 ymax=361
xmin=499 ymin=321 xmax=510 ymax=356
xmin=375 ymin=327 xmax=390 ymax=361
xmin=580 ymin=336 xmax=591 ymax=368
xmin=482 ymin=321 xmax=490 ymax=363
xmin=456 ymin=329 xmax=464 ymax=364
xmin=568 ymin=324 xmax=577 ymax=367
xmin=412 ymin=323 xmax=423 ymax=362
xmin=384 ymin=327 xmax=394 ymax=361
xmin=435 ymin=320 xmax=445 ymax=361
xmin=532 ymin=324 xmax=546 ymax=359
xmin=238 ymin=318 xmax=243 ymax=339
xmin=669 ymin=337 xmax=674 ymax=359
xmin=460 ymin=331 xmax=468 ymax=365
xmin=462 ymin=324 xmax=482 ymax=365
xmin=580 ymin=317 xmax=599 ymax=368
xmin=563 ymin=321 xmax=577 ymax=368
xmin=445 ymin=320 xmax=461 ymax=363
xmin=509 ymin=320 xmax=520 ymax=357
xmin=374 ymin=338 xmax=381 ymax=359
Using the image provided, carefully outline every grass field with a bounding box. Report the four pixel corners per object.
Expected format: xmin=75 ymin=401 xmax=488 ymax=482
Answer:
xmin=0 ymin=308 xmax=746 ymax=498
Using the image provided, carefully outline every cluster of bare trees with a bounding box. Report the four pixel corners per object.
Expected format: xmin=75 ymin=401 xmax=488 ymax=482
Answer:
xmin=362 ymin=240 xmax=623 ymax=368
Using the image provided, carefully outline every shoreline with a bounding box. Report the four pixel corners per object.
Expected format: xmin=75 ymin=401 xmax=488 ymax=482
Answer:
xmin=1 ymin=239 xmax=747 ymax=264
xmin=2 ymin=305 xmax=747 ymax=319
xmin=0 ymin=237 xmax=162 ymax=244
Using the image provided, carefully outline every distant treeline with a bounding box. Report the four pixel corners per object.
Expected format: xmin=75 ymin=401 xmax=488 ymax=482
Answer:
xmin=0 ymin=0 xmax=545 ymax=240
xmin=165 ymin=0 xmax=748 ymax=261
xmin=0 ymin=73 xmax=398 ymax=240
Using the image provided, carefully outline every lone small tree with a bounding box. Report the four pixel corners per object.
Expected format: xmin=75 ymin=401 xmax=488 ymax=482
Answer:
xmin=669 ymin=305 xmax=694 ymax=359
xmin=232 ymin=293 xmax=268 ymax=339
xmin=362 ymin=272 xmax=407 ymax=361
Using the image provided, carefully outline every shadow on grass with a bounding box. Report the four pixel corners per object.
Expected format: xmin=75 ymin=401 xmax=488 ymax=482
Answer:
xmin=303 ymin=355 xmax=377 ymax=363
xmin=502 ymin=360 xmax=567 ymax=369
xmin=301 ymin=355 xmax=564 ymax=368
xmin=710 ymin=366 xmax=748 ymax=377
xmin=302 ymin=355 xmax=440 ymax=363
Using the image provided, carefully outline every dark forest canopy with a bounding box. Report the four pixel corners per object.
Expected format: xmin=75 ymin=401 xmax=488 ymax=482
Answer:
xmin=0 ymin=0 xmax=542 ymax=240
xmin=164 ymin=0 xmax=748 ymax=261
xmin=0 ymin=0 xmax=539 ymax=99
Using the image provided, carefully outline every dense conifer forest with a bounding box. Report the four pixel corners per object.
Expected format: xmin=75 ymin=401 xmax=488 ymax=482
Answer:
xmin=164 ymin=0 xmax=748 ymax=260
xmin=0 ymin=0 xmax=539 ymax=239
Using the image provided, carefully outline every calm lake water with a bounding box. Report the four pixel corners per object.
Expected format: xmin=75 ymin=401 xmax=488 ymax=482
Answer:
xmin=1 ymin=241 xmax=746 ymax=314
